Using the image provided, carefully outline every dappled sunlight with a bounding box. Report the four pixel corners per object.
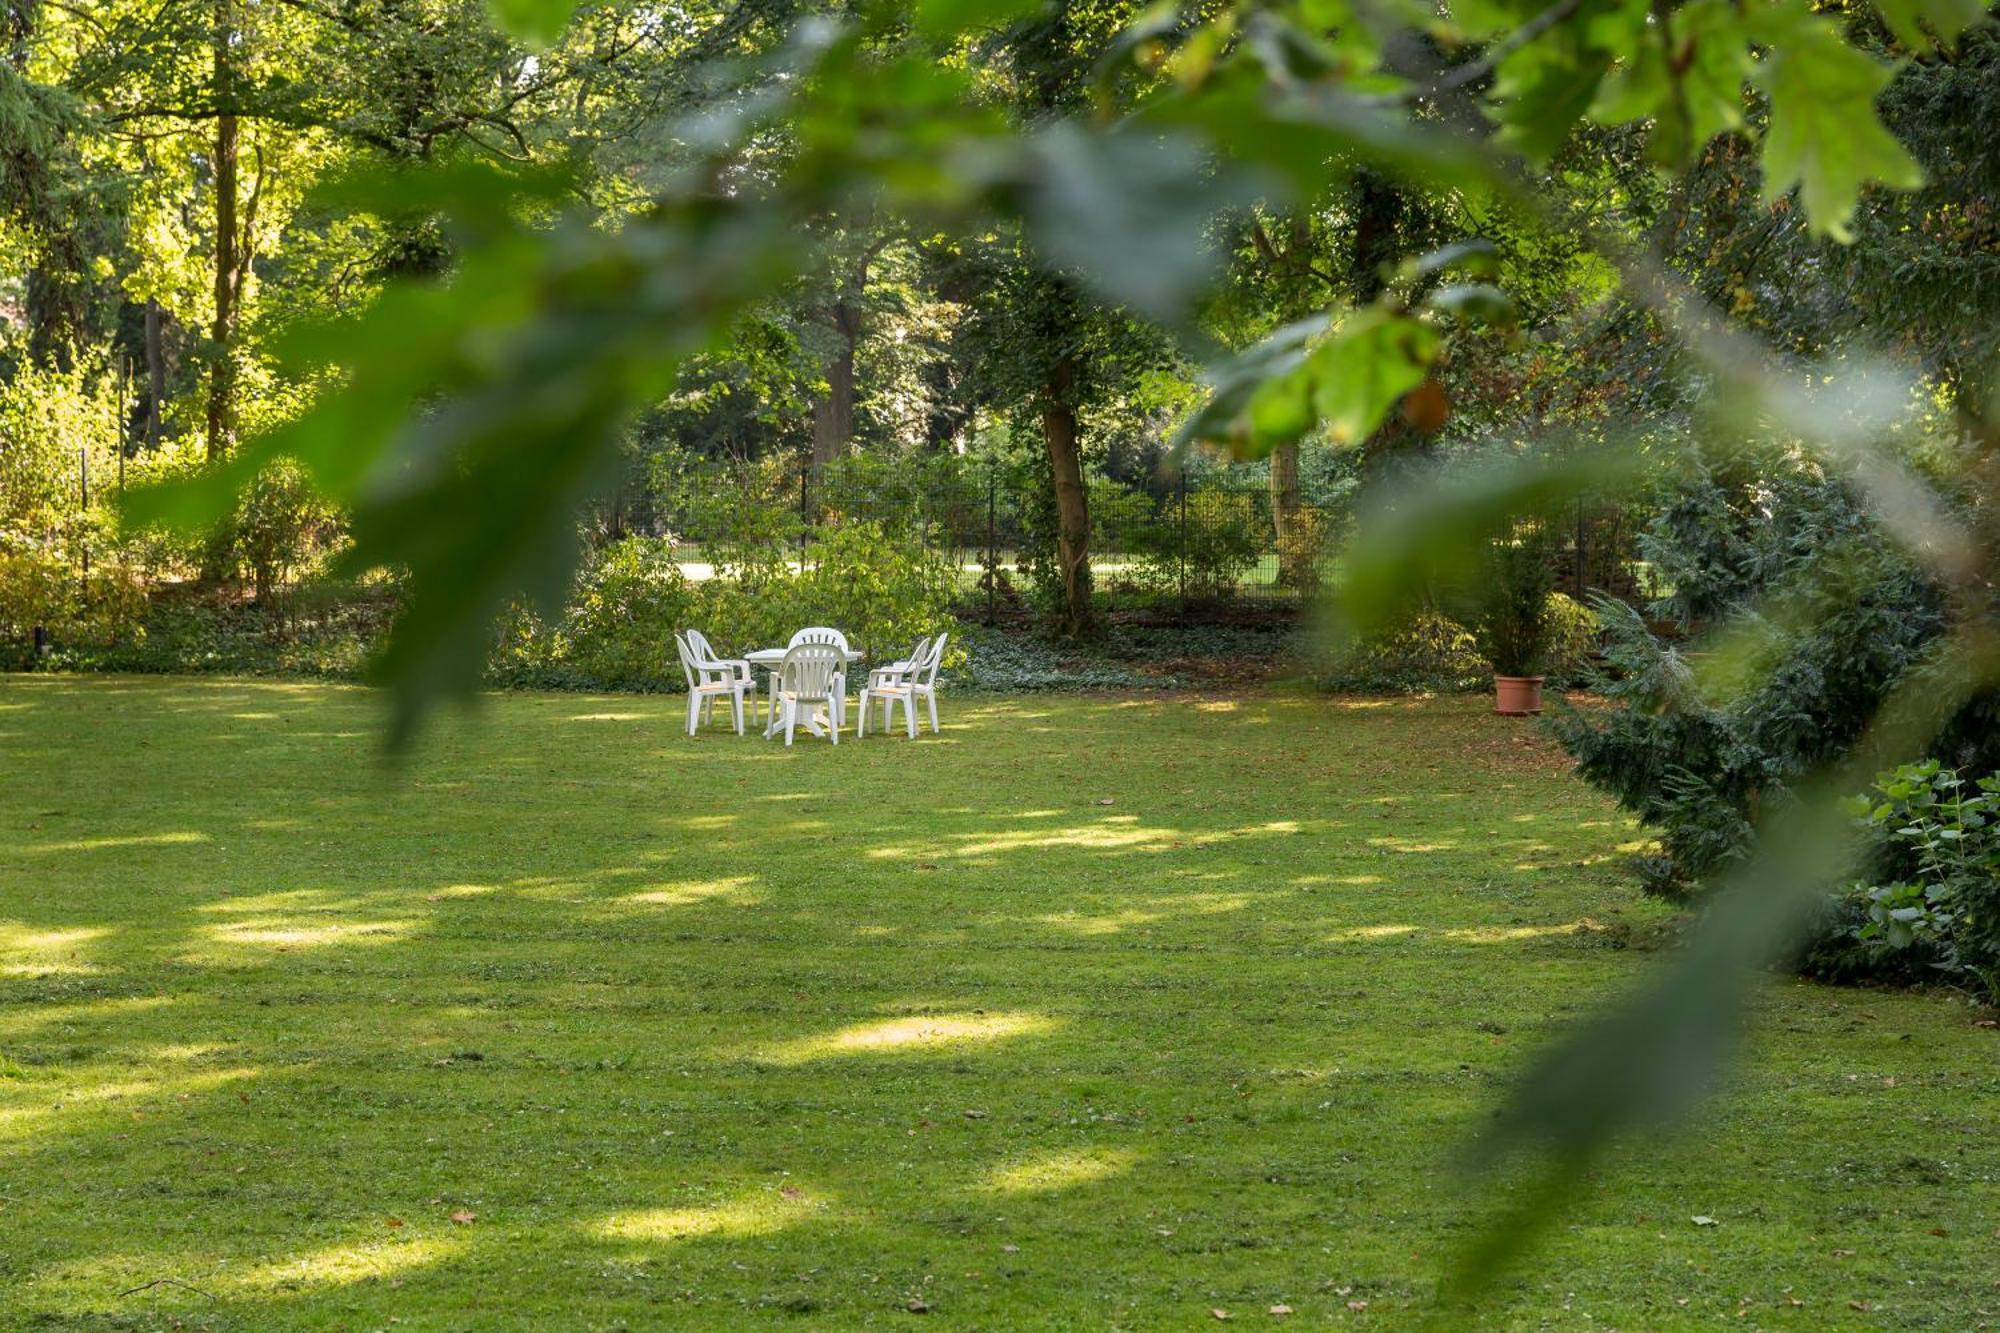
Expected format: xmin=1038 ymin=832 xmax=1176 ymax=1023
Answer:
xmin=223 ymin=1232 xmax=469 ymax=1296
xmin=0 ymin=1066 xmax=259 ymax=1143
xmin=1366 ymin=836 xmax=1460 ymax=853
xmin=1323 ymin=924 xmax=1420 ymax=942
xmin=1 ymin=923 xmax=109 ymax=976
xmin=202 ymin=918 xmax=420 ymax=950
xmin=19 ymin=830 xmax=210 ymax=855
xmin=977 ymin=1147 xmax=1139 ymax=1196
xmin=756 ymin=1010 xmax=1057 ymax=1065
xmin=0 ymin=993 xmax=175 ymax=1039
xmin=1033 ymin=892 xmax=1252 ymax=936
xmin=873 ymin=817 xmax=1184 ymax=861
xmin=591 ymin=1187 xmax=828 ymax=1244
xmin=621 ymin=875 xmax=761 ymax=908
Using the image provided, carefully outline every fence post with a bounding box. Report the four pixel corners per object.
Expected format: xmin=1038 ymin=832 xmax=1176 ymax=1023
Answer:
xmin=985 ymin=457 xmax=998 ymax=626
xmin=798 ymin=459 xmax=809 ymax=572
xmin=79 ymin=446 xmax=90 ymax=591
xmin=1574 ymin=498 xmax=1586 ymax=598
xmin=1177 ymin=468 xmax=1188 ymax=626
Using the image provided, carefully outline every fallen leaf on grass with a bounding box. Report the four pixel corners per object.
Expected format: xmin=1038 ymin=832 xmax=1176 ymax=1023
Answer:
xmin=1211 ymin=1311 xmax=1233 ymax=1321
xmin=385 ymin=1218 xmax=405 ymax=1228
xmin=1269 ymin=1304 xmax=1293 ymax=1316
xmin=449 ymin=1210 xmax=476 ymax=1224
xmin=1692 ymin=1216 xmax=1719 ymax=1227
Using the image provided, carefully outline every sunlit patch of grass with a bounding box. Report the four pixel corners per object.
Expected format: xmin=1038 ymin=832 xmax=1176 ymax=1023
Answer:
xmin=226 ymin=1232 xmax=469 ymax=1295
xmin=977 ymin=1147 xmax=1139 ymax=1195
xmin=591 ymin=1187 xmax=828 ymax=1244
xmin=0 ymin=1066 xmax=259 ymax=1142
xmin=756 ymin=1011 xmax=1057 ymax=1064
xmin=20 ymin=830 xmax=210 ymax=854
xmin=622 ymin=875 xmax=761 ymax=907
xmin=202 ymin=918 xmax=420 ymax=950
xmin=1322 ymin=924 xmax=1421 ymax=942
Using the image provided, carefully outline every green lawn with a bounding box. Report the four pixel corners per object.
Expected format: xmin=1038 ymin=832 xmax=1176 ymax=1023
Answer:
xmin=1 ymin=677 xmax=1993 ymax=1329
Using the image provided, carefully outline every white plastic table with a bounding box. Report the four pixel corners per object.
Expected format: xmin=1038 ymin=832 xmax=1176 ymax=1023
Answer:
xmin=744 ymin=646 xmax=863 ymax=737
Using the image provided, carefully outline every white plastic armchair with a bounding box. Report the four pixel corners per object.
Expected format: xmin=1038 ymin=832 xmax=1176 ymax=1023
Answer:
xmin=685 ymin=628 xmax=757 ymax=724
xmin=862 ymin=635 xmax=929 ymax=731
xmin=771 ymin=642 xmax=844 ymax=746
xmin=859 ymin=632 xmax=947 ymax=738
xmin=787 ymin=626 xmax=850 ymax=729
xmin=675 ymin=632 xmax=752 ymax=736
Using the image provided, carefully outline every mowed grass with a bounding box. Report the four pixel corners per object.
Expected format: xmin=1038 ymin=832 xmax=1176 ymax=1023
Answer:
xmin=1 ymin=677 xmax=1994 ymax=1330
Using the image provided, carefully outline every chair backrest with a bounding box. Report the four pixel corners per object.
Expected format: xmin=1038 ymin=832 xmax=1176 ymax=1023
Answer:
xmin=918 ymin=632 xmax=948 ymax=686
xmin=778 ymin=643 xmax=842 ymax=699
xmin=789 ymin=626 xmax=850 ymax=654
xmin=673 ymin=632 xmax=701 ymax=691
xmin=685 ymin=628 xmax=723 ymax=664
xmin=900 ymin=636 xmax=933 ymax=673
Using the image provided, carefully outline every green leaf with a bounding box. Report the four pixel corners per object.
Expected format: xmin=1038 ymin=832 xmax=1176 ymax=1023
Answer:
xmin=1589 ymin=0 xmax=1750 ymax=164
xmin=1491 ymin=37 xmax=1614 ymax=162
xmin=486 ymin=0 xmax=577 ymax=48
xmin=1870 ymin=0 xmax=1988 ymax=51
xmin=1334 ymin=445 xmax=1648 ymax=636
xmin=1024 ymin=125 xmax=1254 ymax=319
xmin=914 ymin=0 xmax=1047 ymax=40
xmin=1750 ymin=2 xmax=1925 ymax=242
xmin=1176 ymin=317 xmax=1323 ymax=451
xmin=1425 ymin=282 xmax=1515 ymax=324
xmin=1403 ymin=238 xmax=1500 ymax=283
xmin=1309 ymin=311 xmax=1438 ymax=445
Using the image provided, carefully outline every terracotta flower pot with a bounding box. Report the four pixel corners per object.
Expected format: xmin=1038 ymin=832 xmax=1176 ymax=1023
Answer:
xmin=1494 ymin=674 xmax=1545 ymax=716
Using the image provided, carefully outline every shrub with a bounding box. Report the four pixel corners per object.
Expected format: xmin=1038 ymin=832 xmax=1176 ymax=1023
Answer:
xmin=234 ymin=460 xmax=340 ymax=601
xmin=1311 ymin=607 xmax=1488 ymax=694
xmin=562 ymin=538 xmax=704 ymax=687
xmin=0 ymin=547 xmax=147 ymax=667
xmin=489 ymin=526 xmax=958 ymax=690
xmin=797 ymin=520 xmax=959 ymax=660
xmin=1543 ymin=591 xmax=1601 ymax=687
xmin=1820 ymin=760 xmax=2000 ymax=1000
xmin=1478 ymin=527 xmax=1556 ymax=676
xmin=1126 ymin=489 xmax=1266 ymax=600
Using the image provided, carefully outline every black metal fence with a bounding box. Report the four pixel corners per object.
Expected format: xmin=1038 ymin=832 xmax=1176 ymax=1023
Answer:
xmin=653 ymin=453 xmax=1354 ymax=622
xmin=648 ymin=453 xmax=1645 ymax=623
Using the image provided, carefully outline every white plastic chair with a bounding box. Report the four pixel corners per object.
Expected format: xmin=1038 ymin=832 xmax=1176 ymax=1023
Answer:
xmin=771 ymin=642 xmax=844 ymax=746
xmin=859 ymin=632 xmax=946 ymax=738
xmin=869 ymin=636 xmax=931 ymax=688
xmin=675 ymin=632 xmax=751 ymax=736
xmin=787 ymin=627 xmax=850 ymax=730
xmin=685 ymin=628 xmax=757 ymax=725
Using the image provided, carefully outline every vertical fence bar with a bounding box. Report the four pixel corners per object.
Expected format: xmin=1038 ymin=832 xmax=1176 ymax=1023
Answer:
xmin=985 ymin=456 xmax=998 ymax=626
xmin=79 ymin=446 xmax=90 ymax=590
xmin=797 ymin=458 xmax=809 ymax=572
xmin=1574 ymin=497 xmax=1586 ymax=598
xmin=1177 ymin=468 xmax=1188 ymax=625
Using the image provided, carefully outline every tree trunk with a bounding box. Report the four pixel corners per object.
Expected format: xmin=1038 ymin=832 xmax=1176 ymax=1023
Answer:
xmin=810 ymin=295 xmax=858 ymax=472
xmin=1269 ymin=441 xmax=1304 ymax=586
xmin=1042 ymin=356 xmax=1092 ymax=636
xmin=206 ymin=0 xmax=238 ymax=463
xmin=144 ymin=297 xmax=165 ymax=446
